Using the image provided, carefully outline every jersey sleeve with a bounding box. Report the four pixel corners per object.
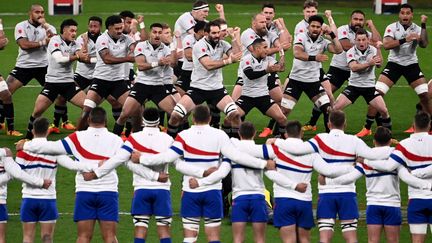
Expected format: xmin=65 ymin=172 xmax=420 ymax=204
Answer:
xmin=338 ymin=26 xmax=349 ymax=40
xmin=223 ymin=41 xmax=232 ymax=55
xmin=241 ymin=30 xmax=255 ymax=49
xmin=346 ymin=48 xmax=356 ymax=64
xmin=47 ymin=37 xmax=62 ymax=54
xmin=14 ymin=22 xmax=27 ymax=41
xmin=96 ymin=35 xmax=109 ymax=53
xmin=134 ymin=42 xmax=146 ymax=57
xmin=193 ymin=41 xmax=209 ymax=60
xmin=182 ymin=35 xmax=194 ymax=50
xmin=293 ymin=33 xmax=306 ymax=47
xmin=383 ymin=24 xmax=395 ymax=39
xmin=47 ymin=24 xmax=57 ymax=34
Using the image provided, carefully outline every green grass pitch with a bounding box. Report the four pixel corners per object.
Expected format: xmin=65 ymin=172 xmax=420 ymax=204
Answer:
xmin=0 ymin=0 xmax=431 ymax=242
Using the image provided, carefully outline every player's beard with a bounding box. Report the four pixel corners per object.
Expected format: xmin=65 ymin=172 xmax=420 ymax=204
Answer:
xmin=350 ymin=24 xmax=363 ymax=32
xmin=88 ymin=31 xmax=100 ymax=43
xmin=208 ymin=37 xmax=219 ymax=47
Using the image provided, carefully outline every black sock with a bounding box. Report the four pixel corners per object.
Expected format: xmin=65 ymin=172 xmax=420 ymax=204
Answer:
xmin=308 ymin=105 xmax=322 ymax=126
xmin=364 ymin=115 xmax=375 ymax=130
xmin=319 ymin=104 xmax=330 ymax=133
xmin=381 ymin=117 xmax=392 ymax=131
xmin=54 ymin=105 xmax=66 ymax=127
xmin=26 ymin=116 xmax=36 ymax=139
xmin=4 ymin=103 xmax=14 ymax=131
xmin=210 ymin=110 xmax=221 ymax=128
xmin=272 ymin=122 xmax=280 ymax=135
xmin=230 ymin=127 xmax=239 ymax=138
xmin=62 ymin=105 xmax=69 ymax=123
xmin=221 ymin=124 xmax=231 ymax=136
xmin=125 ymin=120 xmax=132 ymax=137
xmin=375 ymin=113 xmax=382 ymax=127
xmin=159 ymin=110 xmax=166 ymax=127
xmin=167 ymin=123 xmax=180 ymax=138
xmin=267 ymin=119 xmax=276 ymax=130
xmin=112 ymin=108 xmax=122 ymax=121
xmin=182 ymin=121 xmax=190 ymax=130
xmin=416 ymin=103 xmax=423 ymax=113
xmin=278 ymin=124 xmax=287 ymax=137
xmin=113 ymin=122 xmax=125 ymax=136
xmin=0 ymin=101 xmax=4 ymax=123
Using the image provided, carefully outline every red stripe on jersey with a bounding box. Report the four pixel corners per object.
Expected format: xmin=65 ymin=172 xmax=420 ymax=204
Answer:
xmin=396 ymin=144 xmax=432 ymax=162
xmin=68 ymin=133 xmax=110 ymax=160
xmin=359 ymin=162 xmax=374 ymax=170
xmin=314 ymin=136 xmax=356 ymax=157
xmin=272 ymin=145 xmax=313 ymax=169
xmin=128 ymin=136 xmax=158 ymax=154
xmin=16 ymin=151 xmax=56 ymax=164
xmin=175 ymin=135 xmax=219 ymax=156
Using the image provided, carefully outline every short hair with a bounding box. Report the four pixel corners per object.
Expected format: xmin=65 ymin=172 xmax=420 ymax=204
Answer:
xmin=213 ymin=18 xmax=227 ymax=26
xmin=303 ymin=0 xmax=318 ymax=9
xmin=355 ymin=28 xmax=369 ymax=37
xmin=33 ymin=117 xmax=50 ymax=136
xmin=192 ymin=105 xmax=211 ymax=123
xmin=88 ymin=16 xmax=103 ymax=25
xmin=262 ymin=2 xmax=275 ymax=11
xmin=105 ymin=15 xmax=123 ymax=29
xmin=239 ymin=121 xmax=256 ymax=139
xmin=351 ymin=10 xmax=365 ymax=17
xmin=286 ymin=121 xmax=302 ymax=138
xmin=204 ymin=21 xmax=220 ymax=33
xmin=194 ymin=20 xmax=206 ymax=33
xmin=119 ymin=10 xmax=135 ymax=19
xmin=193 ymin=0 xmax=208 ymax=8
xmin=414 ymin=111 xmax=430 ymax=130
xmin=161 ymin=23 xmax=170 ymax=30
xmin=251 ymin=38 xmax=266 ymax=47
xmin=143 ymin=107 xmax=160 ymax=125
xmin=400 ymin=3 xmax=413 ymax=12
xmin=308 ymin=15 xmax=324 ymax=25
xmin=89 ymin=107 xmax=107 ymax=125
xmin=374 ymin=127 xmax=392 ymax=146
xmin=60 ymin=19 xmax=78 ymax=34
xmin=150 ymin=23 xmax=163 ymax=30
xmin=329 ymin=110 xmax=346 ymax=129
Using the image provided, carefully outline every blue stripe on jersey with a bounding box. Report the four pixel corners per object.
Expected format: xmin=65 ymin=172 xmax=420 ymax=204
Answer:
xmin=323 ymin=158 xmax=356 ymax=163
xmin=184 ymin=158 xmax=219 ymax=162
xmin=409 ymin=164 xmax=431 ymax=170
xmin=276 ymin=164 xmax=312 ymax=173
xmin=365 ymin=172 xmax=397 ymax=178
xmin=262 ymin=145 xmax=269 ymax=160
xmin=222 ymin=158 xmax=231 ymax=163
xmin=232 ymin=164 xmax=260 ymax=170
xmin=308 ymin=140 xmax=318 ymax=153
xmin=355 ymin=165 xmax=365 ymax=175
xmin=390 ymin=154 xmax=407 ymax=167
xmin=19 ymin=164 xmax=57 ymax=170
xmin=170 ymin=146 xmax=183 ymax=155
xmin=122 ymin=145 xmax=133 ymax=153
xmin=61 ymin=139 xmax=73 ymax=155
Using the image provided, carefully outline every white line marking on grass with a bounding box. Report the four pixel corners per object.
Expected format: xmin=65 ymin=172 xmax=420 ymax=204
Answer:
xmin=22 ymin=84 xmax=413 ymax=88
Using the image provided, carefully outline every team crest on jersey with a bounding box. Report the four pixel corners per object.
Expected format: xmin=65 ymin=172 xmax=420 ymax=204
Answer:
xmin=18 ymin=29 xmax=23 ymax=34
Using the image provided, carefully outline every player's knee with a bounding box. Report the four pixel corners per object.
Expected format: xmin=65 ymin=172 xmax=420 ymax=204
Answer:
xmin=317 ymin=218 xmax=335 ymax=232
xmin=276 ymin=114 xmax=287 ymax=125
xmin=133 ymin=215 xmax=150 ymax=228
xmin=375 ymin=81 xmax=390 ymax=95
xmin=155 ymin=216 xmax=172 ymax=227
xmin=41 ymin=233 xmax=53 ymax=242
xmin=315 ymin=95 xmax=330 ymax=109
xmin=182 ymin=217 xmax=200 ymax=232
xmin=173 ymin=103 xmax=187 ymax=118
xmin=0 ymin=81 xmax=8 ymax=94
xmin=223 ymin=102 xmax=238 ymax=117
xmin=204 ymin=217 xmax=221 ymax=228
xmin=340 ymin=219 xmax=358 ymax=233
xmin=409 ymin=223 xmax=428 ymax=235
xmin=415 ymin=83 xmax=429 ymax=96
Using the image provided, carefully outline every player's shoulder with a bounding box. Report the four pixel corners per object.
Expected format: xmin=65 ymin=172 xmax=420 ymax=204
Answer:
xmin=385 ymin=22 xmax=398 ymax=31
xmin=241 ymin=28 xmax=255 ymax=37
xmin=15 ymin=20 xmax=28 ymax=28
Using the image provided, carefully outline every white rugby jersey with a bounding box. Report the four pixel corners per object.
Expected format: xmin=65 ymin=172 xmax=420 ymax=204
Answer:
xmin=134 ymin=41 xmax=171 ymax=85
xmin=366 ymin=132 xmax=432 ymax=200
xmin=267 ymin=22 xmax=281 ymax=37
xmin=75 ymin=33 xmax=98 ymax=80
xmin=175 ymin=12 xmax=196 ymax=40
xmin=274 ymin=129 xmax=391 ymax=194
xmin=0 ymin=151 xmax=44 ymax=204
xmin=330 ymin=25 xmax=371 ymax=71
xmin=14 ymin=20 xmax=56 ymax=68
xmin=384 ymin=22 xmax=421 ymax=66
xmin=240 ymin=53 xmax=276 ymax=97
xmin=92 ymin=32 xmax=134 ymax=81
xmin=190 ymin=38 xmax=231 ymax=90
xmin=46 ymin=35 xmax=78 ymax=83
xmin=23 ymin=127 xmax=124 ymax=192
xmin=182 ymin=33 xmax=199 ymax=71
xmin=294 ymin=19 xmax=309 ymax=37
xmin=139 ymin=125 xmax=268 ymax=193
xmin=347 ymin=45 xmax=378 ymax=88
xmin=289 ymin=32 xmax=330 ymax=82
xmin=15 ymin=138 xmax=96 ymax=199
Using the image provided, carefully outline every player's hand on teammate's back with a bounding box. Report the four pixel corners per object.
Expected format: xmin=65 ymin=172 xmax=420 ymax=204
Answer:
xmin=15 ymin=139 xmax=27 ymax=151
xmin=266 ymin=138 xmax=277 ymax=145
xmin=157 ymin=172 xmax=169 ymax=183
xmin=266 ymin=160 xmax=276 ymax=170
xmin=295 ymin=183 xmax=308 ymax=193
xmin=42 ymin=179 xmax=52 ymax=189
xmin=98 ymin=160 xmax=106 ymax=167
xmin=203 ymin=166 xmax=218 ymax=177
xmin=189 ymin=178 xmax=199 ymax=189
xmin=82 ymin=172 xmax=97 ymax=181
xmin=131 ymin=151 xmax=141 ymax=163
